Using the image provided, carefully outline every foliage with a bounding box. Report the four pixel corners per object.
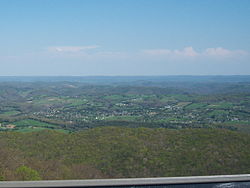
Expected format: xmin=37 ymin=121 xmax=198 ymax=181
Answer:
xmin=1 ymin=127 xmax=250 ymax=180
xmin=15 ymin=165 xmax=41 ymax=181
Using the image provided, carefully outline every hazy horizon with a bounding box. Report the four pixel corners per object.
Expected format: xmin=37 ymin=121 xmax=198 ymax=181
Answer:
xmin=0 ymin=74 xmax=250 ymax=77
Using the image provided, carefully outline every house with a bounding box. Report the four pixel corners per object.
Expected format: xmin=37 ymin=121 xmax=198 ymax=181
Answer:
xmin=6 ymin=124 xmax=16 ymax=129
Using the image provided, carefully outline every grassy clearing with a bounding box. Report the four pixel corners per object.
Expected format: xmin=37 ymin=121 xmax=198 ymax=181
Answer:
xmin=176 ymin=102 xmax=192 ymax=107
xmin=13 ymin=119 xmax=57 ymax=128
xmin=185 ymin=103 xmax=207 ymax=110
xmin=16 ymin=127 xmax=50 ymax=132
xmin=1 ymin=110 xmax=20 ymax=116
xmin=104 ymin=95 xmax=126 ymax=101
xmin=33 ymin=97 xmax=62 ymax=104
xmin=208 ymin=110 xmax=230 ymax=117
xmin=223 ymin=121 xmax=250 ymax=125
xmin=33 ymin=96 xmax=88 ymax=107
xmin=208 ymin=102 xmax=234 ymax=109
xmin=66 ymin=98 xmax=88 ymax=106
xmin=172 ymin=94 xmax=192 ymax=101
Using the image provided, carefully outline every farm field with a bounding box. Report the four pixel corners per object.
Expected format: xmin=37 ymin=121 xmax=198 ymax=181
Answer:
xmin=0 ymin=76 xmax=249 ymax=133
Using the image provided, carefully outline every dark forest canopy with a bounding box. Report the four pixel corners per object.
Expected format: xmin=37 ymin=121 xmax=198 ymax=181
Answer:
xmin=1 ymin=127 xmax=250 ymax=180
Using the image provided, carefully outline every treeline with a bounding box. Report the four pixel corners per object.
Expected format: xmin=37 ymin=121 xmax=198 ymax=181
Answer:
xmin=1 ymin=127 xmax=250 ymax=180
xmin=1 ymin=81 xmax=250 ymax=100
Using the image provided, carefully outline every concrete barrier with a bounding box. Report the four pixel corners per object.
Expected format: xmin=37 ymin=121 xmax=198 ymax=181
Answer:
xmin=1 ymin=174 xmax=250 ymax=188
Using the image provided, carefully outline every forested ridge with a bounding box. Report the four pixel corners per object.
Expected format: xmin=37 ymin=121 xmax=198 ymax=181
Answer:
xmin=1 ymin=127 xmax=250 ymax=180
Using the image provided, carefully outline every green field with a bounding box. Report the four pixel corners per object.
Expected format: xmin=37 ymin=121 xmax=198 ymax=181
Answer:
xmin=13 ymin=119 xmax=58 ymax=128
xmin=185 ymin=103 xmax=207 ymax=109
xmin=1 ymin=110 xmax=20 ymax=116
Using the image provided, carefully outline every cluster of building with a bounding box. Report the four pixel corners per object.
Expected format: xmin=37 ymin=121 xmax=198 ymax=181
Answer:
xmin=0 ymin=123 xmax=16 ymax=129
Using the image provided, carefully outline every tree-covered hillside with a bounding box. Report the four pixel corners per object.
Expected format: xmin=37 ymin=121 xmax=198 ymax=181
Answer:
xmin=1 ymin=127 xmax=250 ymax=180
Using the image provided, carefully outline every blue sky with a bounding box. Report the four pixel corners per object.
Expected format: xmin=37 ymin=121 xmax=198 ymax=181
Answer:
xmin=0 ymin=0 xmax=249 ymax=75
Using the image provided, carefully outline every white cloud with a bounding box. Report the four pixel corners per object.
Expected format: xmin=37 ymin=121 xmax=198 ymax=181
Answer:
xmin=142 ymin=49 xmax=171 ymax=55
xmin=203 ymin=47 xmax=248 ymax=57
xmin=47 ymin=45 xmax=99 ymax=53
xmin=174 ymin=47 xmax=198 ymax=57
xmin=142 ymin=47 xmax=249 ymax=59
xmin=44 ymin=45 xmax=130 ymax=60
xmin=142 ymin=46 xmax=199 ymax=58
xmin=43 ymin=45 xmax=249 ymax=64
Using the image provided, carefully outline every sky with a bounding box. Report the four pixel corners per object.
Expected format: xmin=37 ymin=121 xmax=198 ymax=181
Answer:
xmin=0 ymin=0 xmax=250 ymax=76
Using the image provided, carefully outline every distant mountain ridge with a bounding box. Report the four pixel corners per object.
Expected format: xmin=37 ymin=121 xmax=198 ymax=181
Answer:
xmin=0 ymin=75 xmax=250 ymax=83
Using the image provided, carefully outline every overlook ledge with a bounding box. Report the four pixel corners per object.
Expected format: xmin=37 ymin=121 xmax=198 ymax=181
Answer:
xmin=1 ymin=174 xmax=250 ymax=188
